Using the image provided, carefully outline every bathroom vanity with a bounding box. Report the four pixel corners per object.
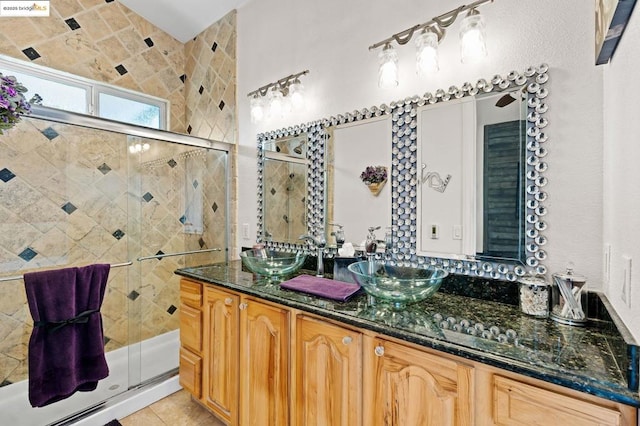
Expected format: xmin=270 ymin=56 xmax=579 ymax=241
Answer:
xmin=176 ymin=262 xmax=638 ymax=425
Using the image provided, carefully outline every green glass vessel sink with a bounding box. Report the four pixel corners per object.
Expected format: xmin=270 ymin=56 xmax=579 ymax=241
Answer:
xmin=348 ymin=261 xmax=448 ymax=309
xmin=240 ymin=249 xmax=307 ymax=278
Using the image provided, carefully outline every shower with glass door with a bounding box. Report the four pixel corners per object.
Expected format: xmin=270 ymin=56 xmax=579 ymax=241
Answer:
xmin=0 ymin=107 xmax=230 ymax=425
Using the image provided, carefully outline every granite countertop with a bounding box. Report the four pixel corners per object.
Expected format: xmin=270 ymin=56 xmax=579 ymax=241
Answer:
xmin=176 ymin=261 xmax=640 ymax=407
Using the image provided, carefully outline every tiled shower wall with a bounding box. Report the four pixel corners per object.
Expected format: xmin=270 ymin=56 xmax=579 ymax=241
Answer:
xmin=264 ymin=159 xmax=307 ymax=243
xmin=0 ymin=1 xmax=238 ymax=142
xmin=0 ymin=117 xmax=227 ymax=386
xmin=184 ymin=11 xmax=237 ymax=143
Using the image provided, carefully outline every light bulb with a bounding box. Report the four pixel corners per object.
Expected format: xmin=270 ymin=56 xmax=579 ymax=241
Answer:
xmin=250 ymin=95 xmax=264 ymax=123
xmin=415 ymin=29 xmax=439 ymax=76
xmin=460 ymin=10 xmax=487 ymax=64
xmin=288 ymin=79 xmax=305 ymax=111
xmin=378 ymin=43 xmax=398 ymax=89
xmin=267 ymin=86 xmax=284 ymax=119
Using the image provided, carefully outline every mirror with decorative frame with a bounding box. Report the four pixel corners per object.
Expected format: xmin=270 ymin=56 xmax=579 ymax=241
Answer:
xmin=257 ymin=123 xmax=328 ymax=246
xmin=256 ymin=64 xmax=549 ymax=281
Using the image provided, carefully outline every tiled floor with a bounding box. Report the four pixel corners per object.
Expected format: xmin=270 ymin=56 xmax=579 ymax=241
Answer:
xmin=119 ymin=390 xmax=225 ymax=425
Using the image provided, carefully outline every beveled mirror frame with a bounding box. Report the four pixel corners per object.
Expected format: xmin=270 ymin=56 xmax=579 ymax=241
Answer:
xmin=256 ymin=122 xmax=329 ymax=252
xmin=392 ymin=64 xmax=550 ymax=281
xmin=256 ymin=64 xmax=550 ymax=280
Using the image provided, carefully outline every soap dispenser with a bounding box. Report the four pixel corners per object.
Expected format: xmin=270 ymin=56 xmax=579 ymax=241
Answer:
xmin=365 ymin=226 xmax=381 ymax=258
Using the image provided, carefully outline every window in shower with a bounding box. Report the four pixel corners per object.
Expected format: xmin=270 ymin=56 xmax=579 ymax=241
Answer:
xmin=0 ymin=54 xmax=168 ymax=129
xmin=98 ymin=91 xmax=163 ymax=129
xmin=0 ymin=67 xmax=89 ymax=113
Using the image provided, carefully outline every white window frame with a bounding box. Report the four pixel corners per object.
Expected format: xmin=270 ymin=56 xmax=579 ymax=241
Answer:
xmin=0 ymin=54 xmax=169 ymax=130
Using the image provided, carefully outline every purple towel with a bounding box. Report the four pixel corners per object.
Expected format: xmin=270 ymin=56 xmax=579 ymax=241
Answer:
xmin=280 ymin=274 xmax=361 ymax=301
xmin=24 ymin=264 xmax=111 ymax=407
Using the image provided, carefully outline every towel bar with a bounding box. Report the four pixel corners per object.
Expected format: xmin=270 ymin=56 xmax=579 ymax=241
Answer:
xmin=0 ymin=261 xmax=133 ymax=283
xmin=136 ymin=248 xmax=222 ymax=262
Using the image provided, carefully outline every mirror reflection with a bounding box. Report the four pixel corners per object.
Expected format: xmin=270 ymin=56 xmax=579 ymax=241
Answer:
xmin=416 ymin=89 xmax=527 ymax=263
xmin=262 ymin=134 xmax=309 ymax=244
xmin=326 ymin=116 xmax=392 ymax=248
xmin=475 ymin=90 xmax=526 ymax=261
xmin=256 ymin=64 xmax=550 ymax=279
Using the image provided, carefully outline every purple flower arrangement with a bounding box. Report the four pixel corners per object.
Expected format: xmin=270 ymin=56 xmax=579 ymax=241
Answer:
xmin=359 ymin=165 xmax=387 ymax=184
xmin=1 ymin=73 xmax=31 ymax=135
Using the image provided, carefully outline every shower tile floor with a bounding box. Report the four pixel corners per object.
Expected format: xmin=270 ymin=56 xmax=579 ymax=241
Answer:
xmin=120 ymin=390 xmax=224 ymax=425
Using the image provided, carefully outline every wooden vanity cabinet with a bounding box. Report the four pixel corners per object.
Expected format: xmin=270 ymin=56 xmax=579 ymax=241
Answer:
xmin=179 ymin=279 xmax=637 ymax=426
xmin=293 ymin=315 xmax=362 ymax=425
xmin=201 ymin=285 xmax=290 ymax=426
xmin=363 ymin=335 xmax=473 ymax=426
xmin=202 ymin=285 xmax=240 ymax=424
xmin=474 ymin=367 xmax=637 ymax=426
xmin=179 ymin=279 xmax=203 ymax=398
xmin=239 ymin=296 xmax=290 ymax=426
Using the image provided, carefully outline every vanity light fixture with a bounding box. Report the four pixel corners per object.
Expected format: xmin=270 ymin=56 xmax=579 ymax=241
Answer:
xmin=369 ymin=0 xmax=493 ymax=86
xmin=250 ymin=94 xmax=265 ymax=123
xmin=459 ymin=8 xmax=488 ymax=63
xmin=287 ymin=78 xmax=306 ymax=110
xmin=266 ymin=85 xmax=285 ymax=119
xmin=247 ymin=70 xmax=309 ymax=123
xmin=378 ymin=43 xmax=399 ymax=88
xmin=415 ymin=28 xmax=442 ymax=76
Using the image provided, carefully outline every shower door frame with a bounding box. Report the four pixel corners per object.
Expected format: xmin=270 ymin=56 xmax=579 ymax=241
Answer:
xmin=25 ymin=105 xmax=232 ymax=423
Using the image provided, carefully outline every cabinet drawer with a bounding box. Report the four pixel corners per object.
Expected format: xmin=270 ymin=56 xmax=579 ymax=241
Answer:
xmin=180 ymin=303 xmax=202 ymax=353
xmin=180 ymin=279 xmax=202 ymax=308
xmin=179 ymin=347 xmax=202 ymax=398
xmin=493 ymin=375 xmax=623 ymax=426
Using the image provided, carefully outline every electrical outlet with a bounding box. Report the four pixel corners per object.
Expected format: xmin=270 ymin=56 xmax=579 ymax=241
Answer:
xmin=430 ymin=224 xmax=439 ymax=239
xmin=622 ymin=256 xmax=632 ymax=308
xmin=242 ymin=223 xmax=250 ymax=240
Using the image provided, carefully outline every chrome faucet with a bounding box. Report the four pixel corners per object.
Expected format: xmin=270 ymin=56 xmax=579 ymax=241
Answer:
xmin=299 ymin=233 xmax=326 ymax=277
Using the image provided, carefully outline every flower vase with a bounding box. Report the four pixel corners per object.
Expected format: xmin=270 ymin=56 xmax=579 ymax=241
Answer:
xmin=367 ymin=180 xmax=386 ymax=196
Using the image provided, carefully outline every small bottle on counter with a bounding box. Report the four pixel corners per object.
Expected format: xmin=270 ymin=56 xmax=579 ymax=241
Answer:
xmin=518 ymin=275 xmax=550 ymax=318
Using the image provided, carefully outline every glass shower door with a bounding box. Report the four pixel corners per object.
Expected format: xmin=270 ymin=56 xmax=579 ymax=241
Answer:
xmin=126 ymin=136 xmax=229 ymax=386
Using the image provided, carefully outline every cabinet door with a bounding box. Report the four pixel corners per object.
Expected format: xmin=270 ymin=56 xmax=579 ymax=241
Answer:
xmin=239 ymin=298 xmax=290 ymax=426
xmin=202 ymin=286 xmax=239 ymax=424
xmin=179 ymin=302 xmax=201 ymax=353
xmin=363 ymin=336 xmax=473 ymax=426
xmin=493 ymin=375 xmax=624 ymax=426
xmin=295 ymin=315 xmax=362 ymax=426
xmin=180 ymin=279 xmax=202 ymax=308
xmin=179 ymin=347 xmax=202 ymax=398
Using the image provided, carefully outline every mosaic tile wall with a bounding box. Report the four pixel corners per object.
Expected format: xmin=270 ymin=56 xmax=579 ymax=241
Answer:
xmin=184 ymin=10 xmax=237 ymax=143
xmin=0 ymin=117 xmax=227 ymax=387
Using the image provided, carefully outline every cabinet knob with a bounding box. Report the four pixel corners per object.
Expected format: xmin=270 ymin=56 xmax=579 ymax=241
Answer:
xmin=342 ymin=336 xmax=353 ymax=345
xmin=224 ymin=298 xmax=233 ymax=306
xmin=374 ymin=345 xmax=385 ymax=357
xmin=239 ymin=302 xmax=248 ymax=310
